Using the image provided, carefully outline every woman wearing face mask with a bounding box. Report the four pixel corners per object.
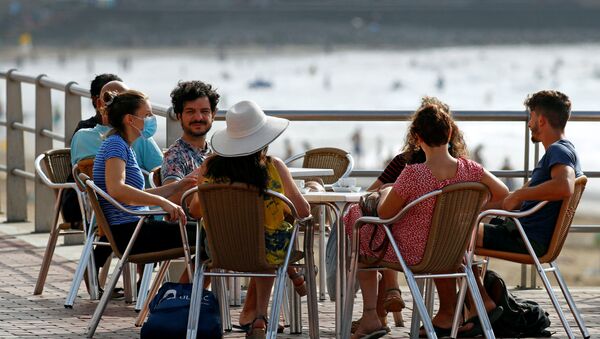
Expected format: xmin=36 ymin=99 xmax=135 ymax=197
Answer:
xmin=92 ymin=90 xmax=197 ymax=258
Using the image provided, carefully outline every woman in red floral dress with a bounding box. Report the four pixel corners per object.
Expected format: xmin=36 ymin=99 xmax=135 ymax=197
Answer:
xmin=345 ymin=102 xmax=508 ymax=339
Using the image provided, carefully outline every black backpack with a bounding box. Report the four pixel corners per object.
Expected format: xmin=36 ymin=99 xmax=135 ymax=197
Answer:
xmin=484 ymin=270 xmax=552 ymax=337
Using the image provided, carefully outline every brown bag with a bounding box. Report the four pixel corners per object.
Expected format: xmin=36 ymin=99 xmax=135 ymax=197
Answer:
xmin=358 ymin=191 xmax=380 ymax=217
xmin=358 ymin=191 xmax=390 ymax=264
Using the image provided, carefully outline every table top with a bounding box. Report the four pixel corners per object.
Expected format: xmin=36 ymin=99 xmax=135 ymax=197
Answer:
xmin=302 ymin=191 xmax=365 ymax=203
xmin=288 ymin=167 xmax=334 ymax=178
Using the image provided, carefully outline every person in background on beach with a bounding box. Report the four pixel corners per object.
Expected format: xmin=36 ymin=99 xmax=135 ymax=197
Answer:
xmin=345 ymin=98 xmax=509 ymax=338
xmin=453 ymin=90 xmax=584 ymax=336
xmin=348 ymin=97 xmax=471 ymax=334
xmin=161 ymin=81 xmax=219 ymax=203
xmin=74 ymin=73 xmax=122 ymax=134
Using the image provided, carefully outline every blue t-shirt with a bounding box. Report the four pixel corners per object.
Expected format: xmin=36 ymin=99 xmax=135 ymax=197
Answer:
xmin=93 ymin=134 xmax=149 ymax=226
xmin=519 ymin=139 xmax=582 ymax=246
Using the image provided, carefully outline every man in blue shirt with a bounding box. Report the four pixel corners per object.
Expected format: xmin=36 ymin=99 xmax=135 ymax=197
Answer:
xmin=480 ymin=90 xmax=582 ymax=256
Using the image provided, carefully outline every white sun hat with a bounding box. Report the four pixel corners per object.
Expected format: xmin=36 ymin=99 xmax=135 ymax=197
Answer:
xmin=211 ymin=100 xmax=289 ymax=157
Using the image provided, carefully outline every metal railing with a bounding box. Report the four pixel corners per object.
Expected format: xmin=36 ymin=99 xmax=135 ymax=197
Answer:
xmin=1 ymin=69 xmax=599 ymax=288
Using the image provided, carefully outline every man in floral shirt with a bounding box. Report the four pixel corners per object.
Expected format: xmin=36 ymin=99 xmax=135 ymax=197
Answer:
xmin=161 ymin=81 xmax=220 ymax=201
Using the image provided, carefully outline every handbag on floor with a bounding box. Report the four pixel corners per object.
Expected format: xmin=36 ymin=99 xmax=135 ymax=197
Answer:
xmin=141 ymin=282 xmax=222 ymax=339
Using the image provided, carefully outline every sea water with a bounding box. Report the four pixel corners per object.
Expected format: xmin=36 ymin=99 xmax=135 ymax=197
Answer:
xmin=1 ymin=44 xmax=599 ymax=214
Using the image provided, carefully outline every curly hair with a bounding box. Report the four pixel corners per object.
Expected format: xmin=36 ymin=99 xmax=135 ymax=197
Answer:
xmin=401 ymin=96 xmax=468 ymax=163
xmin=170 ymin=81 xmax=220 ymax=116
xmin=103 ymin=89 xmax=148 ymax=135
xmin=524 ymin=90 xmax=571 ymax=129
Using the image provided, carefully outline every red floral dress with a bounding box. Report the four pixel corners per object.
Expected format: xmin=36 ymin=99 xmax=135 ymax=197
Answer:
xmin=344 ymin=157 xmax=483 ymax=266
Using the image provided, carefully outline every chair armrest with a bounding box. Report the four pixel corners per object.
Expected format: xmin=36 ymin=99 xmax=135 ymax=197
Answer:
xmin=477 ymin=201 xmax=548 ymax=224
xmin=340 ymin=153 xmax=355 ymax=179
xmin=84 ymin=177 xmax=169 ymax=217
xmin=283 ymin=152 xmax=306 ymax=166
xmin=35 ymin=153 xmax=77 ymax=190
xmin=181 ymin=187 xmax=198 ymax=221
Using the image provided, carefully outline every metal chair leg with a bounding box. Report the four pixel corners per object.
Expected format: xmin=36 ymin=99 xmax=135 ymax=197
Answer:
xmin=86 ymin=255 xmax=129 ymax=337
xmin=135 ymin=261 xmax=170 ymax=327
xmin=34 ymin=190 xmax=63 ymax=295
xmin=550 ymin=262 xmax=590 ymax=338
xmin=122 ymin=263 xmax=134 ymax=304
xmin=135 ymin=263 xmax=155 ymax=312
xmin=304 ymin=217 xmax=319 ymax=338
xmin=451 ymin=277 xmax=468 ymax=338
xmin=64 ymin=224 xmax=96 ymax=307
xmin=214 ymin=274 xmax=232 ymax=332
xmin=533 ymin=262 xmax=575 ymax=338
xmin=409 ymin=279 xmax=425 ymax=339
xmin=268 ymin=267 xmax=287 ymax=339
xmin=318 ymin=205 xmax=327 ymax=300
xmin=464 ymin=265 xmax=494 ymax=339
xmin=186 ymin=264 xmax=206 ymax=339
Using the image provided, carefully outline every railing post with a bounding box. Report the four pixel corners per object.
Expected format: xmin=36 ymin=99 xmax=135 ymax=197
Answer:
xmin=5 ymin=69 xmax=28 ymax=222
xmin=34 ymin=74 xmax=55 ymax=233
xmin=166 ymin=107 xmax=179 ymax=148
xmin=64 ymin=81 xmax=81 ymax=146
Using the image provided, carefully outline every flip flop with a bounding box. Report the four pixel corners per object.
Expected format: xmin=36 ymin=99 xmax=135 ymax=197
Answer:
xmin=234 ymin=323 xmax=285 ymax=333
xmin=355 ymin=327 xmax=388 ymax=339
xmin=459 ymin=305 xmax=504 ymax=338
xmin=418 ymin=324 xmax=452 ymax=338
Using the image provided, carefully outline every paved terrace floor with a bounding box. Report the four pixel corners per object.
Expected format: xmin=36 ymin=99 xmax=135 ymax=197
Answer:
xmin=0 ymin=221 xmax=598 ymax=338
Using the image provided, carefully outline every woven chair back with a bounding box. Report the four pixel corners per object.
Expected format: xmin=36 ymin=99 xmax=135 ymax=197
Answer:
xmin=302 ymin=147 xmax=351 ymax=184
xmin=73 ymin=158 xmax=94 ymax=191
xmin=79 ymin=173 xmax=124 ymax=258
xmin=540 ymin=175 xmax=587 ymax=263
xmin=410 ymin=182 xmax=489 ymax=274
xmin=43 ymin=148 xmax=72 ymax=184
xmin=196 ymin=183 xmax=276 ymax=272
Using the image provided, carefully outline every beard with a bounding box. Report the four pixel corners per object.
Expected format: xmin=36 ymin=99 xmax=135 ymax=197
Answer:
xmin=183 ymin=121 xmax=211 ymax=137
xmin=529 ymin=124 xmax=540 ymax=143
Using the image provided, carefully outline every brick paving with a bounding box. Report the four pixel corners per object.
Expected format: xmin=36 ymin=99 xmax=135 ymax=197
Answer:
xmin=0 ymin=225 xmax=598 ymax=338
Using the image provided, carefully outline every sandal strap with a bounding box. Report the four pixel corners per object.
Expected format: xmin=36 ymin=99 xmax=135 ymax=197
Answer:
xmin=386 ymin=288 xmax=402 ymax=294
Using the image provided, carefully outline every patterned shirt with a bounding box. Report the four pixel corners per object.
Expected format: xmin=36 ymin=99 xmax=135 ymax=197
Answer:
xmin=161 ymin=138 xmax=212 ymax=183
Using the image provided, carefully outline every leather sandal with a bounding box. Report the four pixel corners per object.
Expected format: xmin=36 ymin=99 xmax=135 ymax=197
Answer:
xmin=246 ymin=315 xmax=268 ymax=339
xmin=288 ymin=271 xmax=307 ymax=297
xmin=351 ymin=316 xmax=391 ymax=334
xmin=383 ymin=288 xmax=405 ymax=312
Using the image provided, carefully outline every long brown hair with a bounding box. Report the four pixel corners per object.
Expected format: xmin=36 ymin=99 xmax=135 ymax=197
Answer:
xmin=401 ymin=96 xmax=468 ymax=163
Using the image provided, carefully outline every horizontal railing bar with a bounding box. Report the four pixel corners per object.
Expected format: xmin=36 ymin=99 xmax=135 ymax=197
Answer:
xmin=570 ymin=225 xmax=600 ymax=233
xmin=2 ymin=70 xmax=37 ymax=84
xmin=12 ymin=169 xmax=35 ymax=180
xmin=350 ymin=169 xmax=600 ymax=178
xmin=0 ymin=121 xmax=6 ymax=127
xmin=40 ymin=129 xmax=65 ymax=142
xmin=151 ymin=103 xmax=169 ymax=118
xmin=39 ymin=77 xmax=68 ymax=91
xmin=0 ymin=165 xmax=6 ymax=172
xmin=67 ymin=84 xmax=91 ymax=98
xmin=11 ymin=122 xmax=35 ymax=134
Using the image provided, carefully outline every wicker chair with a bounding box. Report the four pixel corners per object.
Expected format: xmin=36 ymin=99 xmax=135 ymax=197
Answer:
xmin=284 ymin=147 xmax=354 ymax=185
xmin=80 ymin=174 xmax=195 ymax=338
xmin=342 ymin=182 xmax=494 ymax=339
xmin=185 ymin=183 xmax=319 ymax=339
xmin=33 ymin=149 xmax=87 ymax=295
xmin=475 ymin=176 xmax=589 ymax=339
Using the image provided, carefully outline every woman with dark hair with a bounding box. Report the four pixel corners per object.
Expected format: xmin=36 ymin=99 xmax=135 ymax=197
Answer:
xmin=351 ymin=97 xmax=469 ymax=333
xmin=189 ymin=100 xmax=311 ymax=339
xmin=93 ymin=90 xmax=197 ymax=260
xmin=345 ymin=101 xmax=508 ymax=338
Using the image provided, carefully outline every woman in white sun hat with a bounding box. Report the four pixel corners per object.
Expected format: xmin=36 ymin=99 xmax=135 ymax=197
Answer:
xmin=189 ymin=100 xmax=311 ymax=338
